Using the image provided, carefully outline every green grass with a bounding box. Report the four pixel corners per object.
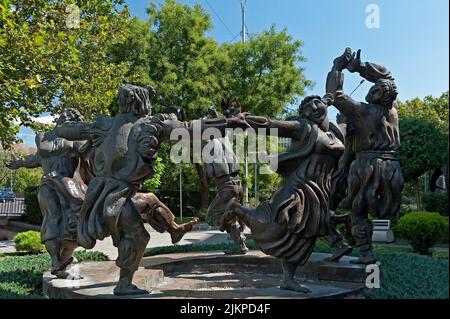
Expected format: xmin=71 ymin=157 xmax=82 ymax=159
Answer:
xmin=0 ymin=254 xmax=50 ymax=299
xmin=0 ymin=250 xmax=108 ymax=299
xmin=314 ymin=240 xmax=448 ymax=299
xmin=364 ymin=252 xmax=448 ymax=299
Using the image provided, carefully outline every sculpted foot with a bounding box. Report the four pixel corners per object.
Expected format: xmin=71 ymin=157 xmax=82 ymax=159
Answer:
xmin=51 ymin=257 xmax=73 ymax=276
xmin=324 ymin=245 xmax=353 ymax=262
xmin=224 ymin=245 xmax=249 ymax=255
xmin=220 ymin=200 xmax=241 ymax=232
xmin=350 ymin=251 xmax=377 ymax=264
xmin=280 ymin=279 xmax=311 ymax=293
xmin=170 ymin=218 xmax=199 ymax=244
xmin=113 ymin=282 xmax=149 ymax=296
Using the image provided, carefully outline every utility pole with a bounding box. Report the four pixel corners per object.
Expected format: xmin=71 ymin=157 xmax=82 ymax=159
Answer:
xmin=240 ymin=0 xmax=250 ymax=207
xmin=240 ymin=0 xmax=246 ymax=42
xmin=179 ymin=166 xmax=183 ymax=221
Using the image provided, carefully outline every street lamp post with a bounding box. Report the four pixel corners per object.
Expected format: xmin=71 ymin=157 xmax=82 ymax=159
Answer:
xmin=179 ymin=166 xmax=183 ymax=221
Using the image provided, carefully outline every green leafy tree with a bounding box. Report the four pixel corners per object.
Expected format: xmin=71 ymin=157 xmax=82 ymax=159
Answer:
xmin=398 ymin=92 xmax=449 ymax=205
xmin=398 ymin=117 xmax=448 ymax=207
xmin=0 ymin=0 xmax=130 ymax=148
xmin=398 ymin=92 xmax=449 ymax=134
xmin=140 ymin=157 xmax=165 ymax=193
xmin=0 ymin=151 xmax=41 ymax=193
xmin=110 ymin=0 xmax=311 ymax=209
xmin=217 ymin=26 xmax=312 ymax=118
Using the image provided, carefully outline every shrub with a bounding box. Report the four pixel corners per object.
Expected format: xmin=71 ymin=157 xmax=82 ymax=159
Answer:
xmin=195 ymin=208 xmax=208 ymax=221
xmin=22 ymin=186 xmax=42 ymax=225
xmin=74 ymin=250 xmax=109 ymax=262
xmin=422 ymin=192 xmax=449 ymax=216
xmin=0 ymin=254 xmax=50 ymax=298
xmin=13 ymin=231 xmax=45 ymax=254
xmin=396 ymin=212 xmax=448 ymax=254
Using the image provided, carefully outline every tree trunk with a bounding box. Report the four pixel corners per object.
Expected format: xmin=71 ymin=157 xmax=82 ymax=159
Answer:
xmin=195 ymin=163 xmax=209 ymax=210
xmin=414 ymin=177 xmax=421 ymax=210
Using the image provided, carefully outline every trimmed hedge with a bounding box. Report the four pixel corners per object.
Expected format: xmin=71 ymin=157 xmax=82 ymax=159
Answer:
xmin=364 ymin=252 xmax=448 ymax=299
xmin=396 ymin=212 xmax=448 ymax=254
xmin=0 ymin=254 xmax=50 ymax=298
xmin=0 ymin=251 xmax=109 ymax=298
xmin=74 ymin=250 xmax=109 ymax=262
xmin=422 ymin=192 xmax=449 ymax=216
xmin=13 ymin=231 xmax=45 ymax=254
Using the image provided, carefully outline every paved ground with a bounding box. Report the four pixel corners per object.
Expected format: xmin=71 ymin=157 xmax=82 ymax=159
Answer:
xmin=89 ymin=225 xmax=251 ymax=260
xmin=0 ymin=225 xmax=247 ymax=259
xmin=1 ymin=225 xmax=447 ymax=260
xmin=0 ymin=240 xmax=16 ymax=254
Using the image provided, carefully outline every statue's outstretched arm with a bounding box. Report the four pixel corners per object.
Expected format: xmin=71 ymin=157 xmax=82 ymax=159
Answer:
xmin=6 ymin=153 xmax=41 ymax=170
xmin=55 ymin=117 xmax=110 ymax=147
xmin=243 ymin=115 xmax=305 ymax=139
xmin=54 ymin=121 xmax=94 ymax=141
xmin=161 ymin=115 xmax=249 ymax=142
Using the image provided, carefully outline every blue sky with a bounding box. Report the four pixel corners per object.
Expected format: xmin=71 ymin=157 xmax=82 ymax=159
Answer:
xmin=19 ymin=0 xmax=449 ymax=146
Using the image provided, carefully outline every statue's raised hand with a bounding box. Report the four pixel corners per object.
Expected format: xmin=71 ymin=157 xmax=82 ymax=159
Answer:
xmin=333 ymin=47 xmax=353 ymax=71
xmin=347 ymin=49 xmax=362 ymax=73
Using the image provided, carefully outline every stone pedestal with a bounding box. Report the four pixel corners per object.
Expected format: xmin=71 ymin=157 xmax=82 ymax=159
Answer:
xmin=43 ymin=251 xmax=370 ymax=299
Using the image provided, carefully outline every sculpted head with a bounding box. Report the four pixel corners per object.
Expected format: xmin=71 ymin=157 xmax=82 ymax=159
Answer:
xmin=56 ymin=108 xmax=84 ymax=125
xmin=221 ymin=97 xmax=242 ymax=119
xmin=118 ymin=84 xmax=156 ymax=116
xmin=299 ymin=95 xmax=329 ymax=131
xmin=366 ymin=79 xmax=398 ymax=108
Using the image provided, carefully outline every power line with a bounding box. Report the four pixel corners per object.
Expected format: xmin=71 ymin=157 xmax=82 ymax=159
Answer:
xmin=226 ymin=31 xmax=242 ymax=44
xmin=203 ymin=0 xmax=235 ymax=38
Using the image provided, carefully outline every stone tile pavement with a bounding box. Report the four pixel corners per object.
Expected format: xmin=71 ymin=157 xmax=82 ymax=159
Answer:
xmin=0 ymin=240 xmax=16 ymax=254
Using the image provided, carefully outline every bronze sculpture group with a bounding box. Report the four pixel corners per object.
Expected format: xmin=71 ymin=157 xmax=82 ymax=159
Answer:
xmin=7 ymin=48 xmax=403 ymax=296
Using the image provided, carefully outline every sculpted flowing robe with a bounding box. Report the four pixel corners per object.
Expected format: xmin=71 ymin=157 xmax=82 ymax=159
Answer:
xmin=57 ymin=113 xmax=231 ymax=249
xmin=17 ymin=131 xmax=88 ymax=243
xmin=241 ymin=117 xmax=344 ymax=265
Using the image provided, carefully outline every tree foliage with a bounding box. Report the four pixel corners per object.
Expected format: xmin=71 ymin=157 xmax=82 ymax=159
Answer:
xmin=398 ymin=92 xmax=449 ymax=135
xmin=398 ymin=117 xmax=448 ymax=181
xmin=218 ymin=26 xmax=312 ymax=118
xmin=0 ymin=0 xmax=130 ymax=148
xmin=109 ymin=0 xmax=311 ymax=205
xmin=140 ymin=156 xmax=165 ymax=193
xmin=0 ymin=151 xmax=41 ymax=193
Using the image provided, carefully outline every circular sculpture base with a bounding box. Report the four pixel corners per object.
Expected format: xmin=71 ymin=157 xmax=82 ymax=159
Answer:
xmin=43 ymin=251 xmax=369 ymax=299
